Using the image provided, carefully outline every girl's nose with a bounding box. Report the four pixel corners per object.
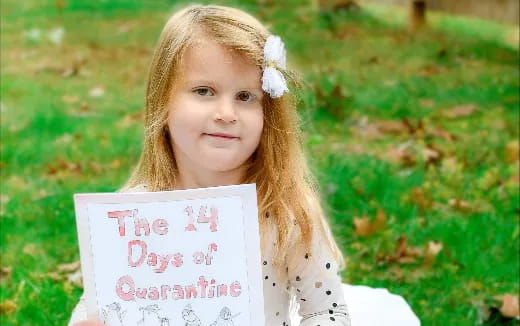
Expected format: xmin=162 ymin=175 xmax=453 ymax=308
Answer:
xmin=214 ymin=97 xmax=237 ymax=123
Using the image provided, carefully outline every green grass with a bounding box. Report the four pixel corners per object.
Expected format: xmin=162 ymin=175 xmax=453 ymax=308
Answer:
xmin=1 ymin=0 xmax=518 ymax=325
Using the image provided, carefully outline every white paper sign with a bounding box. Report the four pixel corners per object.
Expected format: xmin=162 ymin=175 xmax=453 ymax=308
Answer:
xmin=74 ymin=184 xmax=265 ymax=326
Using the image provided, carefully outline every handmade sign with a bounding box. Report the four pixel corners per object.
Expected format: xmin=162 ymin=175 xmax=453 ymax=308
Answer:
xmin=74 ymin=184 xmax=265 ymax=326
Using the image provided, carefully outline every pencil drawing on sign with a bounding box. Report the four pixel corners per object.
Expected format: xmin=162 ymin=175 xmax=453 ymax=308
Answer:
xmin=210 ymin=306 xmax=241 ymax=326
xmin=181 ymin=304 xmax=202 ymax=326
xmin=101 ymin=302 xmax=126 ymax=326
xmin=138 ymin=304 xmax=170 ymax=326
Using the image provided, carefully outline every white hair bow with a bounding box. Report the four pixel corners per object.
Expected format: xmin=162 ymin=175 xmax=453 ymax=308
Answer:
xmin=262 ymin=35 xmax=289 ymax=98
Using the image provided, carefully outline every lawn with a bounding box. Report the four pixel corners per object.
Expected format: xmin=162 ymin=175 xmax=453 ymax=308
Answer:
xmin=1 ymin=0 xmax=518 ymax=325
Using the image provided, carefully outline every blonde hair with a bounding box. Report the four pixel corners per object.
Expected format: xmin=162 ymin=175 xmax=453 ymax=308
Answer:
xmin=122 ymin=4 xmax=344 ymax=280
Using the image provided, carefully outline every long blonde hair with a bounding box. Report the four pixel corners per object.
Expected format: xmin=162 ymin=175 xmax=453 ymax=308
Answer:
xmin=122 ymin=4 xmax=344 ymax=279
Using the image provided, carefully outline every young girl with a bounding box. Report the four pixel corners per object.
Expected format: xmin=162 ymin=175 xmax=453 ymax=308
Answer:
xmin=69 ymin=4 xmax=420 ymax=326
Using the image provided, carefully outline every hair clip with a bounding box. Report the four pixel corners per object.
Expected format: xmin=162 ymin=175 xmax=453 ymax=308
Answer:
xmin=262 ymin=35 xmax=289 ymax=98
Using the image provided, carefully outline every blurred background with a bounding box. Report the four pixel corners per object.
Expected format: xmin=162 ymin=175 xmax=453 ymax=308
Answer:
xmin=0 ymin=0 xmax=518 ymax=324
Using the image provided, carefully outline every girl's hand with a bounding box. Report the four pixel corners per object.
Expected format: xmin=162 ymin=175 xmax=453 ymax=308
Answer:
xmin=73 ymin=319 xmax=104 ymax=326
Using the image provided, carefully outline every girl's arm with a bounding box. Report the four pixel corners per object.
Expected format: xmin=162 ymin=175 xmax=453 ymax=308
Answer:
xmin=287 ymin=231 xmax=351 ymax=325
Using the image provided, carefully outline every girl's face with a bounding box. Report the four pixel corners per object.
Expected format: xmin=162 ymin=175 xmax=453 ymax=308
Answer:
xmin=167 ymin=39 xmax=264 ymax=174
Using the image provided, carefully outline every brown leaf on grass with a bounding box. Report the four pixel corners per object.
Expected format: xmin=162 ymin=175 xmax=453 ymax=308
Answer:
xmin=57 ymin=261 xmax=80 ymax=273
xmin=23 ymin=243 xmax=38 ymax=256
xmin=67 ymin=102 xmax=95 ymax=117
xmin=0 ymin=300 xmax=17 ymax=315
xmin=448 ymin=198 xmax=474 ymax=213
xmin=419 ymin=98 xmax=435 ymax=108
xmin=66 ymin=269 xmax=83 ymax=287
xmin=62 ymin=95 xmax=79 ymax=104
xmin=45 ymin=159 xmax=82 ymax=178
xmin=505 ymin=140 xmax=519 ymax=164
xmin=55 ymin=261 xmax=83 ymax=287
xmin=411 ymin=187 xmax=433 ymax=210
xmin=422 ymin=144 xmax=443 ymax=165
xmin=353 ymin=208 xmax=387 ymax=236
xmin=375 ymin=120 xmax=409 ymax=135
xmin=88 ymin=86 xmax=105 ymax=98
xmin=111 ymin=159 xmax=121 ymax=169
xmin=426 ymin=125 xmax=456 ymax=141
xmin=506 ymin=173 xmax=519 ymax=186
xmin=0 ymin=267 xmax=12 ymax=282
xmin=423 ymin=241 xmax=443 ymax=267
xmin=383 ymin=143 xmax=416 ymax=167
xmin=0 ymin=195 xmax=9 ymax=207
xmin=47 ymin=271 xmax=64 ymax=282
xmin=33 ymin=189 xmax=50 ymax=200
xmin=443 ymin=104 xmax=477 ymax=119
xmin=378 ymin=236 xmax=422 ymax=265
xmin=498 ymin=294 xmax=520 ymax=318
xmin=90 ymin=162 xmax=103 ymax=174
xmin=117 ymin=111 xmax=144 ymax=128
xmin=419 ymin=65 xmax=443 ymax=76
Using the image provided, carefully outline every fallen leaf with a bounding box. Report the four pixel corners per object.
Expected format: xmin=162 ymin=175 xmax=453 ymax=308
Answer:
xmin=0 ymin=195 xmax=9 ymax=206
xmin=47 ymin=271 xmax=63 ymax=281
xmin=0 ymin=300 xmax=17 ymax=315
xmin=33 ymin=189 xmax=50 ymax=200
xmin=62 ymin=95 xmax=79 ymax=104
xmin=0 ymin=267 xmax=12 ymax=282
xmin=353 ymin=208 xmax=387 ymax=236
xmin=110 ymin=159 xmax=121 ymax=169
xmin=90 ymin=162 xmax=103 ymax=174
xmin=89 ymin=86 xmax=105 ymax=98
xmin=505 ymin=140 xmax=519 ymax=163
xmin=383 ymin=143 xmax=416 ymax=167
xmin=45 ymin=159 xmax=82 ymax=178
xmin=411 ymin=187 xmax=433 ymax=210
xmin=57 ymin=261 xmax=80 ymax=273
xmin=378 ymin=236 xmax=423 ymax=265
xmin=426 ymin=126 xmax=456 ymax=141
xmin=66 ymin=270 xmax=83 ymax=287
xmin=423 ymin=241 xmax=443 ymax=267
xmin=116 ymin=111 xmax=144 ymax=128
xmin=444 ymin=104 xmax=477 ymax=119
xmin=419 ymin=98 xmax=435 ymax=108
xmin=375 ymin=120 xmax=409 ymax=135
xmin=448 ymin=198 xmax=473 ymax=213
xmin=422 ymin=144 xmax=443 ymax=165
xmin=23 ymin=243 xmax=38 ymax=256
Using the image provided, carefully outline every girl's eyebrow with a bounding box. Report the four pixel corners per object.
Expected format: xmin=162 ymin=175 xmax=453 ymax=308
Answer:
xmin=187 ymin=79 xmax=218 ymax=86
xmin=188 ymin=79 xmax=262 ymax=91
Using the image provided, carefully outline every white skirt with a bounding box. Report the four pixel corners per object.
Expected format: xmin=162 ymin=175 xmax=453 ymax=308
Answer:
xmin=290 ymin=283 xmax=421 ymax=326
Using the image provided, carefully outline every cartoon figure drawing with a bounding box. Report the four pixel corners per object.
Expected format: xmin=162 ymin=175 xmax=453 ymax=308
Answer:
xmin=101 ymin=302 xmax=126 ymax=326
xmin=210 ymin=306 xmax=241 ymax=326
xmin=181 ymin=304 xmax=202 ymax=326
xmin=138 ymin=304 xmax=170 ymax=326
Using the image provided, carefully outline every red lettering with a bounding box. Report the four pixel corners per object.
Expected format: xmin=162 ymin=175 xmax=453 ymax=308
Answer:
xmin=128 ymin=240 xmax=147 ymax=267
xmin=115 ymin=275 xmax=135 ymax=301
xmin=107 ymin=210 xmax=134 ymax=236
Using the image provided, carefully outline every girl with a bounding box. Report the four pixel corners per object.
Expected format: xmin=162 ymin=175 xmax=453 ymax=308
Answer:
xmin=69 ymin=4 xmax=420 ymax=326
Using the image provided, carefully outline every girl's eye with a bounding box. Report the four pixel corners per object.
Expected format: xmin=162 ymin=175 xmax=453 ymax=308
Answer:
xmin=237 ymin=91 xmax=256 ymax=102
xmin=193 ymin=87 xmax=214 ymax=96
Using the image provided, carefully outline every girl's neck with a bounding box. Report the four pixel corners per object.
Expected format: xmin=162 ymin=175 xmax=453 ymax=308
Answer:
xmin=174 ymin=164 xmax=247 ymax=190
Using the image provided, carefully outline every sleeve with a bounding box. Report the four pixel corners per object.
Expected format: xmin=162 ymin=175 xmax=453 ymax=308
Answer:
xmin=287 ymin=230 xmax=352 ymax=325
xmin=67 ymin=294 xmax=88 ymax=326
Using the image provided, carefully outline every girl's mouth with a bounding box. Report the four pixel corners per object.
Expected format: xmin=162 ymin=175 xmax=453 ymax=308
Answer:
xmin=204 ymin=133 xmax=239 ymax=140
